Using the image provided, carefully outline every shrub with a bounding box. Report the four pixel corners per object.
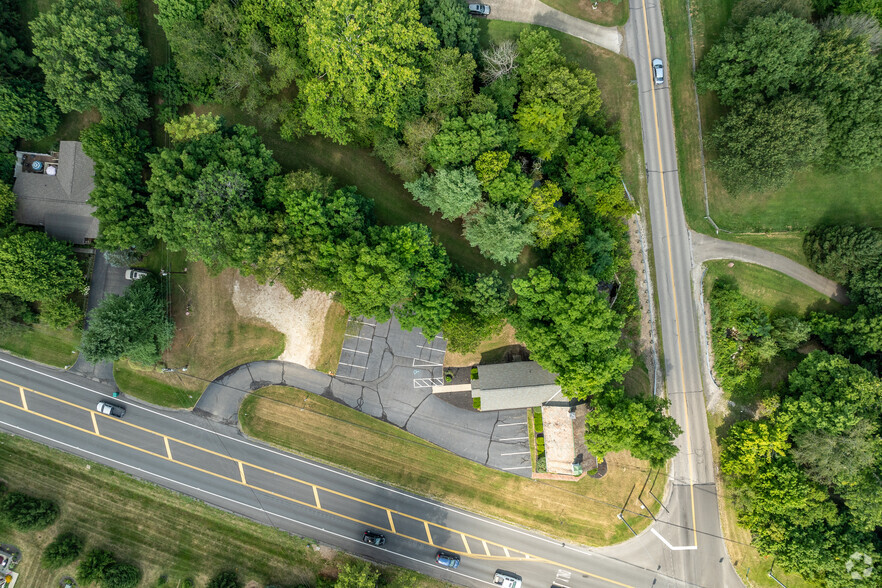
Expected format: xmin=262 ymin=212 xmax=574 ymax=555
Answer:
xmin=102 ymin=562 xmax=141 ymax=588
xmin=42 ymin=531 xmax=84 ymax=569
xmin=77 ymin=549 xmax=115 ymax=585
xmin=0 ymin=491 xmax=59 ymax=530
xmin=207 ymin=570 xmax=242 ymax=588
xmin=470 ymin=367 xmax=479 ymax=379
xmin=39 ymin=298 xmax=84 ymax=329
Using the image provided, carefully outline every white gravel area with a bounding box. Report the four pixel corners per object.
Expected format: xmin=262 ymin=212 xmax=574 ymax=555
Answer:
xmin=231 ymin=275 xmax=333 ymax=368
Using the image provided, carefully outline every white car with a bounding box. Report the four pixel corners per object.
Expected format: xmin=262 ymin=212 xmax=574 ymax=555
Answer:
xmin=493 ymin=571 xmax=522 ymax=588
xmin=96 ymin=401 xmax=126 ymax=418
xmin=652 ymin=58 xmax=664 ymax=85
xmin=125 ymin=269 xmax=149 ymax=281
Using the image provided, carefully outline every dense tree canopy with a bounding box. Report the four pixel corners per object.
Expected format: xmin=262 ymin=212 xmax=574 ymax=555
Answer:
xmin=405 ymin=168 xmax=482 ymax=220
xmin=462 ymin=203 xmax=534 ymax=264
xmin=30 ymin=0 xmax=149 ymax=123
xmin=420 ymin=0 xmax=479 ymax=55
xmin=0 ymin=230 xmax=83 ymax=303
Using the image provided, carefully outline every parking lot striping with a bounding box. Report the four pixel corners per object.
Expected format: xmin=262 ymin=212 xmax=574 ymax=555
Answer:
xmin=416 ymin=344 xmax=445 ymax=353
xmin=411 ymin=358 xmax=443 ymax=367
xmin=497 ymin=422 xmax=526 ymax=427
xmin=342 ymin=348 xmax=369 ymax=355
xmin=501 ymin=452 xmax=530 ymax=456
xmin=461 ymin=534 xmax=472 ymax=554
xmin=313 ymin=486 xmax=322 ymax=510
xmin=387 ymin=510 xmax=396 ymax=534
xmin=0 ymin=376 xmax=636 ymax=587
xmin=499 ymin=437 xmax=529 ymax=441
xmin=91 ymin=411 xmax=99 ymax=434
xmin=337 ymin=362 xmax=367 ymax=369
xmin=343 ymin=334 xmax=373 ymax=341
xmin=502 ymin=466 xmax=533 ymax=471
xmin=18 ymin=386 xmax=27 ymax=411
xmin=164 ymin=437 xmax=173 ymax=460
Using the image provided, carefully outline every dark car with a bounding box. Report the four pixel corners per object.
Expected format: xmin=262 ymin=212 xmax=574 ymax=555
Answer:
xmin=362 ymin=530 xmax=386 ymax=546
xmin=435 ymin=551 xmax=460 ymax=568
xmin=468 ymin=3 xmax=491 ymax=16
xmin=652 ymin=58 xmax=664 ymax=85
xmin=96 ymin=401 xmax=126 ymax=419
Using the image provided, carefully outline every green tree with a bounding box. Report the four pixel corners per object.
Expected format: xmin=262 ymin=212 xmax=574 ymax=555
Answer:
xmin=564 ymin=130 xmax=635 ymax=218
xmin=0 ymin=81 xmax=59 ymax=145
xmin=474 ymin=151 xmax=511 ymax=185
xmin=441 ymin=309 xmax=503 ymax=353
xmin=804 ymin=225 xmax=882 ymax=283
xmin=526 ymin=182 xmax=581 ymax=247
xmin=79 ymin=278 xmax=175 ymax=365
xmin=206 ymin=570 xmax=241 ymax=588
xmin=480 ymin=73 xmax=519 ymax=118
xmin=421 ymin=48 xmax=477 ymax=117
xmin=584 ymin=388 xmax=682 ymax=467
xmin=42 ymin=531 xmax=85 ymax=569
xmin=420 ymin=0 xmax=479 ymax=55
xmin=77 ymin=550 xmax=116 ymax=585
xmin=771 ymin=315 xmax=811 ymax=350
xmin=147 ymin=118 xmax=280 ymax=270
xmin=0 ymin=293 xmax=27 ymax=326
xmin=462 ymin=203 xmax=534 ymax=264
xmin=39 ymin=298 xmax=84 ymax=329
xmin=0 ymin=180 xmax=14 ymax=231
xmin=102 ymin=563 xmax=141 ymax=588
xmin=80 ymin=121 xmax=154 ymax=252
xmin=0 ymin=230 xmax=83 ymax=302
xmin=836 ymin=0 xmax=882 ymax=21
xmin=811 ymin=306 xmax=882 ymax=357
xmin=298 ymin=0 xmax=437 ymax=143
xmin=720 ymin=418 xmax=792 ymax=478
xmin=710 ymin=95 xmax=828 ymax=192
xmin=405 ymin=168 xmax=482 ymax=220
xmin=335 ymin=561 xmax=379 ymax=588
xmin=425 ymin=113 xmax=514 ymax=167
xmin=466 ymin=271 xmax=510 ymax=317
xmin=510 ymin=267 xmax=632 ymax=395
xmin=0 ymin=491 xmax=59 ymax=530
xmin=30 ymin=0 xmax=149 ymax=123
xmin=695 ymin=12 xmax=818 ymax=106
xmin=165 ymin=112 xmax=223 ymax=142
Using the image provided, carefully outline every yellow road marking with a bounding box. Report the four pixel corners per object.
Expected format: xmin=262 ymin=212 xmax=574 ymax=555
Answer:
xmin=238 ymin=461 xmax=247 ymax=484
xmin=91 ymin=411 xmax=99 ymax=434
xmin=18 ymin=386 xmax=27 ymax=411
xmin=639 ymin=0 xmax=698 ymax=547
xmin=461 ymin=534 xmax=471 ymax=554
xmin=313 ymin=486 xmax=321 ymax=509
xmin=0 ymin=377 xmax=634 ymax=587
xmin=387 ymin=510 xmax=396 ymax=534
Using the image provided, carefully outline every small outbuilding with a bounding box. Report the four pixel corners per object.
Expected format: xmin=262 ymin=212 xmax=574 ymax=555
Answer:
xmin=470 ymin=361 xmax=562 ymax=411
xmin=12 ymin=141 xmax=97 ymax=245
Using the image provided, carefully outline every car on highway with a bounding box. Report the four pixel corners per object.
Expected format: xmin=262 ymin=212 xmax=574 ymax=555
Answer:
xmin=493 ymin=570 xmax=522 ymax=587
xmin=652 ymin=58 xmax=664 ymax=85
xmin=468 ymin=3 xmax=491 ymax=16
xmin=362 ymin=530 xmax=386 ymax=546
xmin=435 ymin=551 xmax=460 ymax=568
xmin=124 ymin=269 xmax=149 ymax=281
xmin=96 ymin=401 xmax=126 ymax=418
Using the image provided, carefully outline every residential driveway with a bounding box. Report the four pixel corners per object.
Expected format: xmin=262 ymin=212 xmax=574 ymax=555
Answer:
xmin=690 ymin=231 xmax=851 ymax=304
xmin=195 ymin=316 xmax=534 ymax=477
xmin=70 ymin=252 xmax=129 ymax=387
xmin=484 ymin=0 xmax=624 ymax=54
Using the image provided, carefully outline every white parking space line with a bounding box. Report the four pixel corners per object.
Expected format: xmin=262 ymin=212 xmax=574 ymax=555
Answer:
xmin=502 ymin=466 xmax=532 ymax=471
xmin=337 ymin=362 xmax=367 ymax=369
xmin=412 ymin=358 xmax=443 ymax=367
xmin=497 ymin=422 xmax=526 ymax=427
xmin=501 ymin=451 xmax=530 ymax=456
xmin=343 ymin=334 xmax=372 ymax=341
xmin=416 ymin=344 xmax=445 ymax=353
xmin=342 ymin=349 xmax=369 ymax=355
xmin=499 ymin=437 xmax=529 ymax=441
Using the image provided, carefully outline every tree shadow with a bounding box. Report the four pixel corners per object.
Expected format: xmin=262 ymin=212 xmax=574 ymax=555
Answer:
xmin=480 ymin=344 xmax=529 ymax=365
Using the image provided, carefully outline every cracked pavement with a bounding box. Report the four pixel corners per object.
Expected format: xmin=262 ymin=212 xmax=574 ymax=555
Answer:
xmin=196 ymin=316 xmax=534 ymax=476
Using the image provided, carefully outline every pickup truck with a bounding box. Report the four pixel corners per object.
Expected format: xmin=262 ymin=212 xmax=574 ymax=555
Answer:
xmin=493 ymin=571 xmax=522 ymax=588
xmin=96 ymin=401 xmax=126 ymax=418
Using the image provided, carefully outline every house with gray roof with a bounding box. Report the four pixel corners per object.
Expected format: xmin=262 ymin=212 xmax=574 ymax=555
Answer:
xmin=470 ymin=361 xmax=563 ymax=411
xmin=12 ymin=141 xmax=97 ymax=245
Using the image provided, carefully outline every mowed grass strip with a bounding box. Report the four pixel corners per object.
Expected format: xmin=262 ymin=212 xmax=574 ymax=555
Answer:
xmin=316 ymin=301 xmax=349 ymax=375
xmin=538 ymin=0 xmax=629 ymax=26
xmin=0 ymin=324 xmax=81 ymax=368
xmin=114 ymin=243 xmax=286 ymax=408
xmin=240 ymin=386 xmax=659 ymax=546
xmin=0 ymin=434 xmax=444 ymax=588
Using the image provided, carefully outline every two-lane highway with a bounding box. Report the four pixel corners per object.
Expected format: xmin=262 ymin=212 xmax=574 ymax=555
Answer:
xmin=0 ymin=354 xmax=699 ymax=587
xmin=612 ymin=0 xmax=743 ymax=586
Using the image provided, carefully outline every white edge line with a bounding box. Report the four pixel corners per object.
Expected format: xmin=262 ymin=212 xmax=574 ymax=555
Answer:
xmin=0 ymin=355 xmax=600 ymax=550
xmin=0 ymin=419 xmax=495 ymax=585
xmin=651 ymin=528 xmax=698 ymax=551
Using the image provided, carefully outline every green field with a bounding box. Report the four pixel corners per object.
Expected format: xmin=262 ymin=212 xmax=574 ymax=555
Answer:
xmin=540 ymin=0 xmax=629 ymax=26
xmin=0 ymin=434 xmax=442 ymax=587
xmin=663 ymin=0 xmax=882 ymax=263
xmin=0 ymin=323 xmax=80 ymax=368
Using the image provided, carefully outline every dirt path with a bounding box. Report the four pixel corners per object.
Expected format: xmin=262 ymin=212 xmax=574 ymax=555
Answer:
xmin=230 ymin=276 xmax=332 ymax=368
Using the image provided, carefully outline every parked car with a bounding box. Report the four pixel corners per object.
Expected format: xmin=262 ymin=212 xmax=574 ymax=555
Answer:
xmin=493 ymin=570 xmax=523 ymax=588
xmin=435 ymin=551 xmax=460 ymax=568
xmin=96 ymin=401 xmax=126 ymax=418
xmin=124 ymin=269 xmax=149 ymax=280
xmin=652 ymin=58 xmax=664 ymax=85
xmin=468 ymin=3 xmax=491 ymax=16
xmin=362 ymin=530 xmax=386 ymax=546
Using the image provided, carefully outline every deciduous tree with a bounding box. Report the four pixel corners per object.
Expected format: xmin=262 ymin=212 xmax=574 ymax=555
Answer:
xmin=0 ymin=230 xmax=83 ymax=302
xmin=405 ymin=168 xmax=482 ymax=220
xmin=420 ymin=0 xmax=479 ymax=55
xmin=462 ymin=203 xmax=534 ymax=264
xmin=42 ymin=532 xmax=84 ymax=570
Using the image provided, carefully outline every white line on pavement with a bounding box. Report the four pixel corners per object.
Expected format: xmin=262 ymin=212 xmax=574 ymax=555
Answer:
xmin=499 ymin=437 xmax=529 ymax=441
xmin=651 ymin=528 xmax=699 ymax=551
xmin=343 ymin=334 xmax=372 ymax=341
xmin=497 ymin=422 xmax=526 ymax=427
xmin=500 ymin=452 xmax=530 ymax=456
xmin=501 ymin=466 xmax=532 ymax=471
xmin=337 ymin=362 xmax=366 ymax=369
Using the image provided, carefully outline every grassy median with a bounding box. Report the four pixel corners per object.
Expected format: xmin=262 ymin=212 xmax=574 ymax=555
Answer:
xmin=240 ymin=386 xmax=664 ymax=546
xmin=0 ymin=434 xmax=442 ymax=587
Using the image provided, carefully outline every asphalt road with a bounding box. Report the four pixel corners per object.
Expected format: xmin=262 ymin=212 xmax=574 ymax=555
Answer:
xmin=617 ymin=0 xmax=743 ymax=586
xmin=0 ymin=354 xmax=706 ymax=588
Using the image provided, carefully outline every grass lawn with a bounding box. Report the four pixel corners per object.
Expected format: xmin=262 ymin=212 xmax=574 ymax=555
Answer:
xmin=0 ymin=324 xmax=80 ymax=368
xmin=316 ymin=301 xmax=348 ymax=374
xmin=0 ymin=434 xmax=442 ymax=588
xmin=665 ymin=0 xmax=882 ymax=258
xmin=113 ymin=243 xmax=285 ymax=408
xmin=703 ymin=261 xmax=842 ymax=317
xmin=443 ymin=322 xmax=525 ymax=367
xmin=539 ymin=0 xmax=629 ymax=26
xmin=241 ymin=385 xmax=663 ymax=546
